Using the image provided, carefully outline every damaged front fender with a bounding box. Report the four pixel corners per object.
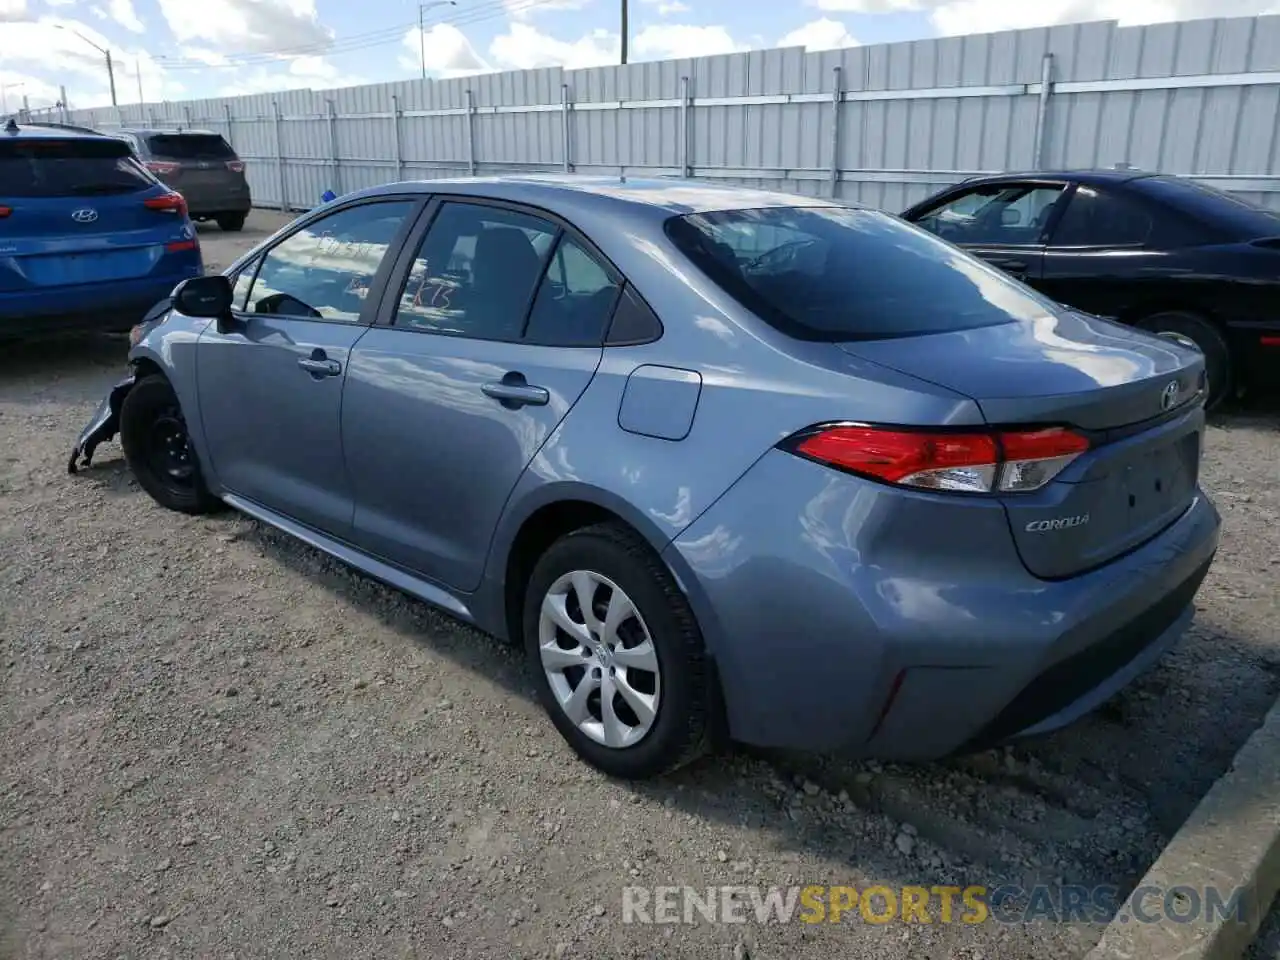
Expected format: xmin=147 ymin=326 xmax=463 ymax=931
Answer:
xmin=67 ymin=374 xmax=137 ymax=474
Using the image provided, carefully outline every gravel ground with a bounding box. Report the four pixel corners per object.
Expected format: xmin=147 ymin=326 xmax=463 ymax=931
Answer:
xmin=2 ymin=211 xmax=1279 ymax=960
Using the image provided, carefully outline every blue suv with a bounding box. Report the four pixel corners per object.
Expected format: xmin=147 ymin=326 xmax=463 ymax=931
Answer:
xmin=1 ymin=118 xmax=203 ymax=337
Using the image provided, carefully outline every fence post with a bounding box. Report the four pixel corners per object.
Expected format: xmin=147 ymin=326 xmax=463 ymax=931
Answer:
xmin=391 ymin=94 xmax=403 ymax=182
xmin=273 ymin=100 xmax=288 ymax=212
xmin=561 ymin=83 xmax=571 ymax=173
xmin=1032 ymin=53 xmax=1054 ymax=170
xmin=327 ymin=98 xmax=341 ymax=194
xmin=182 ymin=105 xmax=191 ymax=131
xmin=828 ymin=66 xmax=843 ymax=198
xmin=223 ymin=103 xmax=234 ymax=149
xmin=465 ymin=88 xmax=476 ymax=175
xmin=680 ymin=76 xmax=691 ymax=177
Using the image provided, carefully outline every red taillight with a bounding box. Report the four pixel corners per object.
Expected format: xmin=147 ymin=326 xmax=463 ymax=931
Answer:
xmin=788 ymin=424 xmax=1090 ymax=494
xmin=166 ymin=239 xmax=198 ymax=252
xmin=225 ymin=160 xmax=245 ymax=173
xmin=145 ymin=160 xmax=180 ymax=175
xmin=145 ymin=193 xmax=187 ymax=216
xmin=0 ymin=205 xmax=10 ymax=218
xmin=1261 ymin=336 xmax=1280 ymax=347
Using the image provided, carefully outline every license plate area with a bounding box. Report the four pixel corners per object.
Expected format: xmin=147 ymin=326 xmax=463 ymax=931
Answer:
xmin=1119 ymin=438 xmax=1196 ymax=527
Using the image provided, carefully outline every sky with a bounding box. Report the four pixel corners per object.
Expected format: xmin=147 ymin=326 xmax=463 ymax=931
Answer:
xmin=2 ymin=0 xmax=1280 ymax=112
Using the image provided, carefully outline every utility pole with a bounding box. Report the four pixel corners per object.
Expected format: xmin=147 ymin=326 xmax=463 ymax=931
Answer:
xmin=55 ymin=26 xmax=118 ymax=107
xmin=620 ymin=0 xmax=628 ymax=64
xmin=419 ymin=1 xmax=457 ymax=81
xmin=136 ymin=61 xmax=144 ymax=104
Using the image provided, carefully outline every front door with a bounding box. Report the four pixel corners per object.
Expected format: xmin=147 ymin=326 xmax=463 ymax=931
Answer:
xmin=342 ymin=199 xmax=622 ymax=591
xmin=196 ymin=198 xmax=418 ymax=538
xmin=910 ymin=181 xmax=1069 ymax=287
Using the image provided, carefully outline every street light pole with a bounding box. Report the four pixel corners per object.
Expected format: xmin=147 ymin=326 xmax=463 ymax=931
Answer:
xmin=419 ymin=0 xmax=457 ymax=81
xmin=55 ymin=25 xmax=118 ymax=107
xmin=136 ymin=61 xmax=144 ymax=104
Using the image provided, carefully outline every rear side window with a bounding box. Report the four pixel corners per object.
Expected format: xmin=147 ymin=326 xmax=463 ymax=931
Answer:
xmin=146 ymin=134 xmax=236 ymax=160
xmin=665 ymin=206 xmax=1053 ymax=341
xmin=1050 ymin=186 xmax=1154 ymax=247
xmin=523 ymin=236 xmax=621 ymax=346
xmin=0 ymin=138 xmax=154 ymax=198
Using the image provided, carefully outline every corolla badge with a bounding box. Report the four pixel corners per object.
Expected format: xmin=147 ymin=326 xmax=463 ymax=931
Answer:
xmin=1160 ymin=380 xmax=1180 ymax=411
xmin=71 ymin=208 xmax=99 ymax=223
xmin=1025 ymin=514 xmax=1090 ymax=533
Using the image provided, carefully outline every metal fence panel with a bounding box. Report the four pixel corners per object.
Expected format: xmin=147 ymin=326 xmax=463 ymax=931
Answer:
xmin=50 ymin=14 xmax=1280 ymax=213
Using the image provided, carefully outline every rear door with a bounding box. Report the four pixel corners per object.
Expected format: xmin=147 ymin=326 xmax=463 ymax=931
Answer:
xmin=342 ymin=198 xmax=620 ymax=591
xmin=143 ymin=133 xmax=243 ymax=213
xmin=907 ymin=180 xmax=1070 ymax=285
xmin=0 ymin=136 xmax=185 ymax=296
xmin=196 ymin=198 xmax=419 ymax=538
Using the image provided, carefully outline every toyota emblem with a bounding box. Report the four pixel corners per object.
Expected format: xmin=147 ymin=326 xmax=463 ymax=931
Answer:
xmin=71 ymin=208 xmax=99 ymax=223
xmin=1160 ymin=380 xmax=1180 ymax=411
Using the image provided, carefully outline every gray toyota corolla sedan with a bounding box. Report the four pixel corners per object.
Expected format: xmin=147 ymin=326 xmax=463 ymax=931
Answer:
xmin=70 ymin=176 xmax=1220 ymax=779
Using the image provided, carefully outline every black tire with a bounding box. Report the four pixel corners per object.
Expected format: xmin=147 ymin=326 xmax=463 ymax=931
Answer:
xmin=119 ymin=374 xmax=221 ymax=515
xmin=1135 ymin=310 xmax=1232 ymax=410
xmin=216 ymin=212 xmax=247 ymax=232
xmin=522 ymin=522 xmax=711 ymax=779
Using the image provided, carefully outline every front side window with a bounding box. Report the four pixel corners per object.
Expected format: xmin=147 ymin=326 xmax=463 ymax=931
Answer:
xmin=394 ymin=202 xmax=556 ymax=340
xmin=1050 ymin=186 xmax=1154 ymax=247
xmin=230 ymin=258 xmax=259 ymax=311
xmin=245 ymin=201 xmax=414 ymax=323
xmin=916 ymin=184 xmax=1066 ymax=246
xmin=666 ymin=205 xmax=1054 ymax=341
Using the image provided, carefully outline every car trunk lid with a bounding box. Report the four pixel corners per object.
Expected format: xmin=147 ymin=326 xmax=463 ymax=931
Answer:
xmin=837 ymin=310 xmax=1207 ymax=579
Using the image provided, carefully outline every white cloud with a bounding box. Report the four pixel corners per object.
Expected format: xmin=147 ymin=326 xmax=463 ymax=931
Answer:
xmin=503 ymin=0 xmax=592 ymax=18
xmin=213 ymin=56 xmax=366 ymax=97
xmin=489 ymin=22 xmax=619 ymax=69
xmin=779 ymin=17 xmax=860 ymax=49
xmin=107 ymin=0 xmax=143 ymax=31
xmin=632 ymin=23 xmax=748 ymax=59
xmin=399 ymin=22 xmax=489 ymax=77
xmin=807 ymin=0 xmax=925 ymax=10
xmin=640 ymin=0 xmax=692 ymax=14
xmin=155 ymin=0 xmax=332 ymax=55
xmin=0 ymin=0 xmax=26 ymax=21
xmin=929 ymin=0 xmax=1280 ymax=34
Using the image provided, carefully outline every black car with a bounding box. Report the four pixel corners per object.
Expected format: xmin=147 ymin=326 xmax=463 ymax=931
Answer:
xmin=901 ymin=170 xmax=1280 ymax=407
xmin=112 ymin=128 xmax=251 ymax=232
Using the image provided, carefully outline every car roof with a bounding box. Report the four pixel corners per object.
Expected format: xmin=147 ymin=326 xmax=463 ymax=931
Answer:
xmin=357 ymin=174 xmax=852 ymax=219
xmin=1 ymin=119 xmax=122 ymax=142
xmin=117 ymin=127 xmax=222 ymax=137
xmin=955 ymin=168 xmax=1153 ymax=188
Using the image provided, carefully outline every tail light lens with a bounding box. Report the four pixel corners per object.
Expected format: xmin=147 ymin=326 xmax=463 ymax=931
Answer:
xmin=786 ymin=424 xmax=1089 ymax=494
xmin=225 ymin=160 xmax=245 ymax=173
xmin=0 ymin=206 xmax=11 ymax=218
xmin=145 ymin=193 xmax=188 ymax=216
xmin=145 ymin=160 xmax=180 ymax=175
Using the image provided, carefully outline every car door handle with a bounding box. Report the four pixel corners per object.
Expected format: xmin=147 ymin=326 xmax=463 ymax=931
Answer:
xmin=298 ymin=357 xmax=341 ymax=377
xmin=482 ymin=380 xmax=549 ymax=407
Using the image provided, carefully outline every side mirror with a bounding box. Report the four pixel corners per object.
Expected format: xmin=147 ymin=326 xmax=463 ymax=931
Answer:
xmin=172 ymin=275 xmax=234 ymax=326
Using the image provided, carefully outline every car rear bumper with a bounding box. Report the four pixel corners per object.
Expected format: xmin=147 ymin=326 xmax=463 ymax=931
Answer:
xmin=0 ymin=270 xmax=199 ymax=337
xmin=183 ymin=186 xmax=252 ymax=217
xmin=663 ymin=448 xmax=1221 ymax=759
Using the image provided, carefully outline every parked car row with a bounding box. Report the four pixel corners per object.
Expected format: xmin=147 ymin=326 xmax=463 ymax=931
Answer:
xmin=70 ymin=174 xmax=1221 ymax=780
xmin=0 ymin=118 xmax=250 ymax=339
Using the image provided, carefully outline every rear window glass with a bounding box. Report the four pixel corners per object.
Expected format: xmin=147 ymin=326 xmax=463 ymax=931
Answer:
xmin=0 ymin=138 xmax=154 ymax=198
xmin=1131 ymin=176 xmax=1280 ymax=241
xmin=146 ymin=134 xmax=236 ymax=160
xmin=664 ymin=206 xmax=1054 ymax=341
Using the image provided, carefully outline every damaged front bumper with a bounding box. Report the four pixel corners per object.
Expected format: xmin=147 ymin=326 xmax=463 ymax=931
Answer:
xmin=67 ymin=373 xmax=137 ymax=474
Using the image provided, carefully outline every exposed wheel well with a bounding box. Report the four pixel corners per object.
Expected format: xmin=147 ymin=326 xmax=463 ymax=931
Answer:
xmin=130 ymin=357 xmax=165 ymax=382
xmin=503 ymin=500 xmax=632 ymax=643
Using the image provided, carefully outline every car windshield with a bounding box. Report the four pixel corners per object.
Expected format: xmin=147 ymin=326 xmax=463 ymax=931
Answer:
xmin=0 ymin=138 xmax=154 ymax=198
xmin=146 ymin=133 xmax=236 ymax=160
xmin=664 ymin=205 xmax=1054 ymax=341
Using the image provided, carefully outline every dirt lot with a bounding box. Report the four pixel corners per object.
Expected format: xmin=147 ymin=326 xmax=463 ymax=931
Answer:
xmin=2 ymin=211 xmax=1279 ymax=959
